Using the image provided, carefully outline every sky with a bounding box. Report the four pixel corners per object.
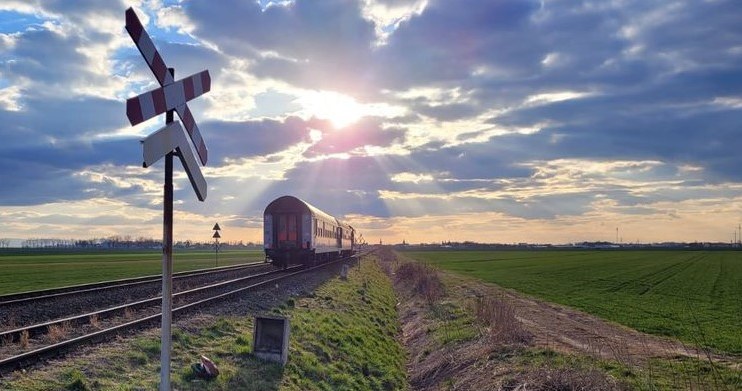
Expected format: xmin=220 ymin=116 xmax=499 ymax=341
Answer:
xmin=0 ymin=0 xmax=741 ymax=245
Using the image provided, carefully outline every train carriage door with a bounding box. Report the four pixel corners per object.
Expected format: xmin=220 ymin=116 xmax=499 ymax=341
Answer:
xmin=288 ymin=214 xmax=298 ymax=245
xmin=276 ymin=214 xmax=300 ymax=249
xmin=263 ymin=214 xmax=272 ymax=249
xmin=302 ymin=214 xmax=311 ymax=249
xmin=336 ymin=227 xmax=342 ymax=248
xmin=276 ymin=215 xmax=287 ymax=246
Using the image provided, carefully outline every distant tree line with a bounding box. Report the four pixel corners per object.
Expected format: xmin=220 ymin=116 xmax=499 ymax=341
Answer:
xmin=1 ymin=236 xmax=261 ymax=250
xmin=397 ymin=240 xmax=739 ymax=250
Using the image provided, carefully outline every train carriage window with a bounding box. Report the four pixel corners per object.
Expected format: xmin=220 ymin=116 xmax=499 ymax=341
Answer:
xmin=278 ymin=215 xmax=287 ymax=241
xmin=288 ymin=215 xmax=297 ymax=241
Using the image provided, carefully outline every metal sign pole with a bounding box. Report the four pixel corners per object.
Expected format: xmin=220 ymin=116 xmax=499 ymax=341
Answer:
xmin=160 ymin=68 xmax=175 ymax=391
xmin=126 ymin=9 xmax=210 ymax=388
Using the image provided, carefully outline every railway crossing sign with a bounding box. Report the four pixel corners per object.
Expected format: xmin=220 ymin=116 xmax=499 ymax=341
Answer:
xmin=125 ymin=7 xmax=210 ymax=169
xmin=124 ymin=7 xmax=212 ymax=390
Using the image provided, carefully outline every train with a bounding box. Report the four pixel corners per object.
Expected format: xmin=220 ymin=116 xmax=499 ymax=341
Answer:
xmin=263 ymin=195 xmax=355 ymax=268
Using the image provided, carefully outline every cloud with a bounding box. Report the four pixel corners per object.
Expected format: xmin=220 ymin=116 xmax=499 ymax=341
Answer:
xmin=184 ymin=0 xmax=376 ymax=93
xmin=305 ymin=117 xmax=406 ymax=157
xmin=1 ymin=0 xmax=741 ymax=245
xmin=372 ymin=0 xmax=542 ymax=88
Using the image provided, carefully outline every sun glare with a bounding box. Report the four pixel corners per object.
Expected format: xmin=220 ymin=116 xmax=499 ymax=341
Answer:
xmin=296 ymin=90 xmax=365 ymax=128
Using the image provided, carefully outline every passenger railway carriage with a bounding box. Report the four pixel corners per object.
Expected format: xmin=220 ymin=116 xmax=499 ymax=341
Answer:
xmin=263 ymin=195 xmax=355 ymax=268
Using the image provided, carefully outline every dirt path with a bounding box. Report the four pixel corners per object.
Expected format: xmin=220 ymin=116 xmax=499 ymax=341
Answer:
xmin=444 ymin=273 xmax=742 ymax=371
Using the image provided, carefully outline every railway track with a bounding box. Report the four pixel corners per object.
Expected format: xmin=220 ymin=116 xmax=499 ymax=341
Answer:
xmin=0 ymin=262 xmax=274 ymax=331
xmin=0 ymin=255 xmax=358 ymax=375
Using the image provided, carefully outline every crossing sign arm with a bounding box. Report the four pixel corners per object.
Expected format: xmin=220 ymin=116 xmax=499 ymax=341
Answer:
xmin=175 ymin=143 xmax=207 ymax=202
xmin=174 ymin=104 xmax=208 ymax=165
xmin=125 ymin=7 xmax=174 ymax=87
xmin=141 ymin=121 xmax=207 ymax=201
xmin=126 ymin=70 xmax=211 ymax=126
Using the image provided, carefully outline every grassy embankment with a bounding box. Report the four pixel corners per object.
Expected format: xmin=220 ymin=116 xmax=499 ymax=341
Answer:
xmin=0 ymin=250 xmax=264 ymax=295
xmin=403 ymin=250 xmax=742 ymax=355
xmin=1 ymin=255 xmax=408 ymax=390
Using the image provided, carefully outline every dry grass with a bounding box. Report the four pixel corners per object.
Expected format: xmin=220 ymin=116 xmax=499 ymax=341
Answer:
xmin=502 ymin=367 xmax=631 ymax=391
xmin=1 ymin=333 xmax=13 ymax=346
xmin=89 ymin=314 xmax=100 ymax=329
xmin=4 ymin=312 xmax=16 ymax=329
xmin=395 ymin=262 xmax=444 ymax=304
xmin=474 ymin=296 xmax=532 ymax=345
xmin=47 ymin=321 xmax=70 ymax=343
xmin=19 ymin=330 xmax=29 ymax=349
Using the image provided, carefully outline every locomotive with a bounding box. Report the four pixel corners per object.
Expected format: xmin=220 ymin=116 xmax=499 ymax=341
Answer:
xmin=263 ymin=195 xmax=355 ymax=268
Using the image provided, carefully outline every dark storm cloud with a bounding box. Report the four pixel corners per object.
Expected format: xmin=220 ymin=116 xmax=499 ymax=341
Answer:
xmin=0 ymin=159 xmax=85 ymax=205
xmin=203 ymin=116 xmax=313 ymax=159
xmin=405 ymin=136 xmax=535 ymax=180
xmin=380 ymin=193 xmax=596 ymax=220
xmin=120 ymin=39 xmax=228 ymax=87
xmin=371 ymin=0 xmax=421 ymax=7
xmin=0 ymin=96 xmax=126 ymax=144
xmin=2 ymin=28 xmax=90 ymax=84
xmin=185 ymin=0 xmax=376 ymax=92
xmin=270 ymin=155 xmax=396 ymax=216
xmin=0 ymin=138 xmax=143 ymax=205
xmin=373 ymin=0 xmax=542 ymax=88
xmin=203 ymin=115 xmax=407 ymax=161
xmin=305 ymin=117 xmax=406 ymax=156
xmin=411 ymin=101 xmax=481 ymax=122
xmin=38 ymin=0 xmax=124 ymax=19
xmin=491 ymin=72 xmax=742 ymax=180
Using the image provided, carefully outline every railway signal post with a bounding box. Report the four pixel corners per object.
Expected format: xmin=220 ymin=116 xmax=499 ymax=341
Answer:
xmin=125 ymin=7 xmax=211 ymax=390
xmin=213 ymin=223 xmax=221 ymax=267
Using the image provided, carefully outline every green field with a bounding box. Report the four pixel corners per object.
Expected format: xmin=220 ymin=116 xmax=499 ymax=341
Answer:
xmin=0 ymin=249 xmax=265 ymax=295
xmin=402 ymin=250 xmax=742 ymax=355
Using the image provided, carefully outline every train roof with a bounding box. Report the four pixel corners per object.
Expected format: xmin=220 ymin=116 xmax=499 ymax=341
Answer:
xmin=264 ymin=195 xmax=346 ymax=226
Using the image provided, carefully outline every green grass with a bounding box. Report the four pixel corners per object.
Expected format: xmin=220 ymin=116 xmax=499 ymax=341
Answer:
xmin=277 ymin=259 xmax=408 ymax=390
xmin=402 ymin=250 xmax=742 ymax=355
xmin=511 ymin=347 xmax=742 ymax=390
xmin=0 ymin=249 xmax=264 ymax=295
xmin=429 ymin=301 xmax=478 ymax=345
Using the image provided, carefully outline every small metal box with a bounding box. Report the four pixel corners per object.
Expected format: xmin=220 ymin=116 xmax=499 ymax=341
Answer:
xmin=253 ymin=316 xmax=290 ymax=365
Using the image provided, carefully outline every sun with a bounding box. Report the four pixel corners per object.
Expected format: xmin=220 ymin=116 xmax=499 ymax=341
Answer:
xmin=297 ymin=90 xmax=365 ymax=129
